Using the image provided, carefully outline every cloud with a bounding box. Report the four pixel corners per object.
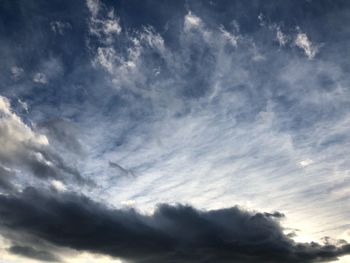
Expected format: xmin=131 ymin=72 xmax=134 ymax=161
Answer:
xmin=50 ymin=180 xmax=67 ymax=192
xmin=219 ymin=25 xmax=239 ymax=47
xmin=78 ymin=6 xmax=350 ymax=244
xmin=50 ymin=21 xmax=71 ymax=35
xmin=184 ymin=11 xmax=202 ymax=31
xmin=0 ymin=165 xmax=15 ymax=191
xmin=33 ymin=73 xmax=48 ymax=84
xmin=10 ymin=66 xmax=24 ymax=80
xmin=8 ymin=245 xmax=61 ymax=262
xmin=37 ymin=118 xmax=83 ymax=155
xmin=86 ymin=0 xmax=121 ymax=45
xmin=0 ymin=95 xmax=48 ymax=149
xmin=86 ymin=0 xmax=100 ymax=17
xmin=257 ymin=15 xmax=319 ymax=58
xmin=94 ymin=47 xmax=117 ymax=73
xmin=0 ymin=96 xmax=83 ymax=191
xmin=109 ymin=161 xmax=135 ymax=178
xmin=17 ymin=99 xmax=28 ymax=113
xmin=276 ymin=26 xmax=288 ymax=46
xmin=294 ymin=32 xmax=319 ymax=59
xmin=32 ymin=57 xmax=63 ymax=85
xmin=1 ymin=1 xmax=350 ymax=261
xmin=299 ymin=159 xmax=314 ymax=167
xmin=0 ymin=187 xmax=349 ymax=263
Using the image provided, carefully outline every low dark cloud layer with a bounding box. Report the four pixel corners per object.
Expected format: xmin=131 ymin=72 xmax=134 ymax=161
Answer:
xmin=9 ymin=245 xmax=61 ymax=262
xmin=0 ymin=187 xmax=349 ymax=263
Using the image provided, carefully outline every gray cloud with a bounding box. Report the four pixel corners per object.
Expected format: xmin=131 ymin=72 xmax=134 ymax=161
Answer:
xmin=0 ymin=96 xmax=84 ymax=192
xmin=0 ymin=187 xmax=350 ymax=263
xmin=9 ymin=245 xmax=61 ymax=262
xmin=109 ymin=161 xmax=135 ymax=178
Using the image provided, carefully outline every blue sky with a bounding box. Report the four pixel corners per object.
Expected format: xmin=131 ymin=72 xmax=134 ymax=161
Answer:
xmin=0 ymin=0 xmax=350 ymax=262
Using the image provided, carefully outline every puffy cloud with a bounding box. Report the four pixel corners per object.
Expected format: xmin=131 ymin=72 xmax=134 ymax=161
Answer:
xmin=295 ymin=32 xmax=319 ymax=59
xmin=276 ymin=26 xmax=288 ymax=46
xmin=184 ymin=11 xmax=202 ymax=31
xmin=94 ymin=47 xmax=117 ymax=73
xmin=50 ymin=21 xmax=71 ymax=35
xmin=0 ymin=96 xmax=82 ymax=191
xmin=10 ymin=67 xmax=24 ymax=80
xmin=219 ymin=25 xmax=239 ymax=47
xmin=33 ymin=73 xmax=48 ymax=84
xmin=86 ymin=0 xmax=121 ymax=45
xmin=86 ymin=0 xmax=100 ymax=18
xmin=50 ymin=180 xmax=67 ymax=192
xmin=0 ymin=96 xmax=48 ymax=150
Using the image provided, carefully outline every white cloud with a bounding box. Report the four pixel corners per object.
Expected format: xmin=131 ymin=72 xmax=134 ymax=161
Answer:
xmin=276 ymin=26 xmax=288 ymax=46
xmin=219 ymin=26 xmax=239 ymax=47
xmin=340 ymin=229 xmax=350 ymax=242
xmin=184 ymin=11 xmax=202 ymax=31
xmin=140 ymin=27 xmax=165 ymax=52
xmin=79 ymin=10 xmax=350 ymax=244
xmin=50 ymin=21 xmax=72 ymax=35
xmin=0 ymin=95 xmax=85 ymax=194
xmin=103 ymin=18 xmax=121 ymax=35
xmin=121 ymin=199 xmax=136 ymax=206
xmin=251 ymin=42 xmax=265 ymax=61
xmin=92 ymin=26 xmax=166 ymax=88
xmin=103 ymin=9 xmax=121 ymax=35
xmin=17 ymin=99 xmax=28 ymax=112
xmin=94 ymin=47 xmax=117 ymax=73
xmin=10 ymin=66 xmax=24 ymax=80
xmin=294 ymin=32 xmax=318 ymax=59
xmin=299 ymin=159 xmax=313 ymax=167
xmin=0 ymin=96 xmax=48 ymax=162
xmin=86 ymin=0 xmax=100 ymax=17
xmin=51 ymin=180 xmax=67 ymax=191
xmin=34 ymin=152 xmax=53 ymax=167
xmin=0 ymin=96 xmax=12 ymax=115
xmin=0 ymin=95 xmax=49 ymax=183
xmin=87 ymin=0 xmax=121 ymax=45
xmin=33 ymin=72 xmax=48 ymax=84
xmin=89 ymin=15 xmax=121 ymax=41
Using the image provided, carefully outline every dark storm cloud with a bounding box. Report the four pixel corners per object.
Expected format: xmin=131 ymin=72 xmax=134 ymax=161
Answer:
xmin=9 ymin=245 xmax=61 ymax=262
xmin=0 ymin=188 xmax=349 ymax=263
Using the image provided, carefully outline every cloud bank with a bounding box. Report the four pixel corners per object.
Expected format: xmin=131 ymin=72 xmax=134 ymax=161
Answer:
xmin=0 ymin=187 xmax=349 ymax=263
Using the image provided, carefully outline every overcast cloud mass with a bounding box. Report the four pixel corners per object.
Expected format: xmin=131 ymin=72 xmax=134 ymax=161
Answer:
xmin=1 ymin=0 xmax=350 ymax=262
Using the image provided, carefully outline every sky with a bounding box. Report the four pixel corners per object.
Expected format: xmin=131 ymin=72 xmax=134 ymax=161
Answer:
xmin=0 ymin=0 xmax=350 ymax=262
